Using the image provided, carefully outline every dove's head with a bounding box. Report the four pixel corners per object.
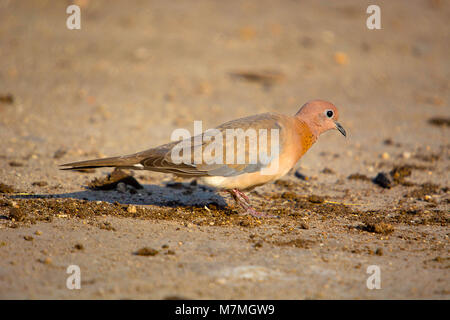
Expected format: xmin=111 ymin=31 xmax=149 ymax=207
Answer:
xmin=295 ymin=100 xmax=346 ymax=137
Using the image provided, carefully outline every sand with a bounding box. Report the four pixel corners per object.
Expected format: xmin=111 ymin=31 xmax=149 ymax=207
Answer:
xmin=0 ymin=0 xmax=448 ymax=299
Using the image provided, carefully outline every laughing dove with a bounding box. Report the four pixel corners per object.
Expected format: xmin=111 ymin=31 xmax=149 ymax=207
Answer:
xmin=62 ymin=100 xmax=346 ymax=217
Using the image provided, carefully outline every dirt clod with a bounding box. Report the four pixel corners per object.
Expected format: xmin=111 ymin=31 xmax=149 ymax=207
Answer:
xmin=281 ymin=192 xmax=297 ymax=200
xmin=407 ymin=183 xmax=441 ymax=199
xmin=322 ymin=168 xmax=335 ymax=174
xmin=428 ymin=117 xmax=450 ymax=127
xmin=414 ymin=153 xmax=440 ymax=162
xmin=390 ymin=166 xmax=412 ymax=182
xmin=307 ymin=195 xmax=325 ymax=204
xmin=32 ymin=181 xmax=48 ymax=187
xmin=9 ymin=161 xmax=23 ymax=167
xmin=274 ymin=179 xmax=298 ymax=188
xmin=9 ymin=207 xmax=26 ymax=221
xmin=348 ymin=173 xmax=371 ymax=181
xmin=97 ymin=221 xmax=116 ymax=231
xmin=389 ymin=165 xmax=415 ymax=186
xmin=0 ymin=183 xmax=16 ymax=193
xmin=373 ymin=172 xmax=393 ymax=188
xmin=0 ymin=93 xmax=14 ymax=104
xmin=88 ymin=168 xmax=143 ymax=190
xmin=362 ymin=222 xmax=394 ymax=235
xmin=273 ymin=238 xmax=315 ymax=249
xmin=53 ymin=149 xmax=67 ymax=159
xmin=134 ymin=247 xmax=159 ymax=256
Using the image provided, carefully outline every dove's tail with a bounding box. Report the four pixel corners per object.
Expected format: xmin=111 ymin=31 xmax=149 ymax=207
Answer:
xmin=60 ymin=155 xmax=143 ymax=170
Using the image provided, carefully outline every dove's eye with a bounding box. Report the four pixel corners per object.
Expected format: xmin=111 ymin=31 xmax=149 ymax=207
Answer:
xmin=326 ymin=110 xmax=334 ymax=118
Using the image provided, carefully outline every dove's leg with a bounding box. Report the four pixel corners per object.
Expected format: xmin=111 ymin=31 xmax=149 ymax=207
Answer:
xmin=234 ymin=189 xmax=250 ymax=203
xmin=228 ymin=189 xmax=251 ymax=210
xmin=228 ymin=189 xmax=275 ymax=218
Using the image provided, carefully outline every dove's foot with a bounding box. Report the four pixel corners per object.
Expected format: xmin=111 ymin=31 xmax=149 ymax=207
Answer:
xmin=242 ymin=207 xmax=278 ymax=218
xmin=228 ymin=189 xmax=278 ymax=218
xmin=228 ymin=188 xmax=249 ymax=203
xmin=228 ymin=188 xmax=251 ymax=209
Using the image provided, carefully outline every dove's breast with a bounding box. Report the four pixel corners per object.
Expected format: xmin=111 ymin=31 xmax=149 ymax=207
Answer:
xmin=200 ymin=117 xmax=316 ymax=190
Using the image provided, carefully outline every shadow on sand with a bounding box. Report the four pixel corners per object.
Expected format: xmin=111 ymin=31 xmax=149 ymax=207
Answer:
xmin=11 ymin=183 xmax=229 ymax=208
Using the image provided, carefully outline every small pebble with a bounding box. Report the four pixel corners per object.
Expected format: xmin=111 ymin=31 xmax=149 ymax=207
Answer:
xmin=298 ymin=221 xmax=309 ymax=230
xmin=53 ymin=148 xmax=67 ymax=159
xmin=402 ymin=151 xmax=411 ymax=159
xmin=40 ymin=257 xmax=52 ymax=265
xmin=254 ymin=241 xmax=263 ymax=249
xmin=294 ymin=170 xmax=309 ymax=181
xmin=334 ymin=52 xmax=348 ymax=65
xmin=322 ymin=167 xmax=335 ymax=174
xmin=127 ymin=205 xmax=137 ymax=213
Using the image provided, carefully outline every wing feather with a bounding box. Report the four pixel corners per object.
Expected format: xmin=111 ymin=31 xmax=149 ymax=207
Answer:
xmin=138 ymin=113 xmax=285 ymax=177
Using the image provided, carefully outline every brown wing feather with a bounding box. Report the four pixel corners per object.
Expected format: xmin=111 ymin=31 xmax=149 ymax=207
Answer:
xmin=139 ymin=113 xmax=286 ymax=177
xmin=62 ymin=113 xmax=286 ymax=178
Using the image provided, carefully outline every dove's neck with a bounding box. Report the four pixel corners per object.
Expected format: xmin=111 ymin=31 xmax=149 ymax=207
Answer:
xmin=292 ymin=118 xmax=318 ymax=157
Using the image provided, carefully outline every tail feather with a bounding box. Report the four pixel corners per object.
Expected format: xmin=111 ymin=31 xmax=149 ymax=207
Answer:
xmin=60 ymin=155 xmax=141 ymax=170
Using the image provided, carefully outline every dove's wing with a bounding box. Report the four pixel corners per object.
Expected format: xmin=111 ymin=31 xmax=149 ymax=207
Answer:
xmin=137 ymin=113 xmax=286 ymax=177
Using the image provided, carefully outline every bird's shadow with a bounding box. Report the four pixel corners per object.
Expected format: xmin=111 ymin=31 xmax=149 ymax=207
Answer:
xmin=11 ymin=182 xmax=229 ymax=209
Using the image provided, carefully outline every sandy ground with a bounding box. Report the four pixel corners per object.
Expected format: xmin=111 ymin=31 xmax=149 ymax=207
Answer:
xmin=0 ymin=0 xmax=449 ymax=299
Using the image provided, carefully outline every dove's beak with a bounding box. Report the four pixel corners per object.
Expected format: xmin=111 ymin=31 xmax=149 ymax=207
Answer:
xmin=335 ymin=122 xmax=346 ymax=137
